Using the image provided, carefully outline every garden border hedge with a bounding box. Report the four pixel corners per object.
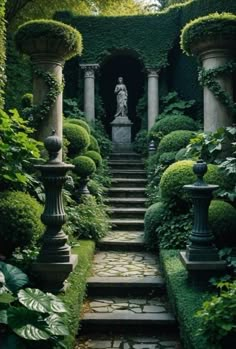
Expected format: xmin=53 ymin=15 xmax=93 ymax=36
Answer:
xmin=0 ymin=0 xmax=7 ymax=108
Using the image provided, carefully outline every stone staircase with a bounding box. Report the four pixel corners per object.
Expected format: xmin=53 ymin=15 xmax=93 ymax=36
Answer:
xmin=76 ymin=152 xmax=181 ymax=349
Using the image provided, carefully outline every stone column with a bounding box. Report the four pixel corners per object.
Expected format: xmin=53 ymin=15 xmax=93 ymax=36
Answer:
xmin=80 ymin=64 xmax=99 ymax=124
xmin=147 ymin=69 xmax=159 ymax=130
xmin=200 ymin=49 xmax=234 ymax=132
xmin=32 ymin=55 xmax=63 ymax=144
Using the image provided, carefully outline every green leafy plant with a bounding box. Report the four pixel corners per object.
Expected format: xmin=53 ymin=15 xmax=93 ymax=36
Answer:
xmin=144 ymin=202 xmax=166 ymax=250
xmin=133 ymin=129 xmax=149 ymax=156
xmin=0 ymin=262 xmax=69 ymax=348
xmin=63 ymin=98 xmax=84 ymax=119
xmin=0 ymin=109 xmax=41 ymax=191
xmin=196 ymin=281 xmax=236 ymax=349
xmin=159 ymin=91 xmax=195 ymax=117
xmin=63 ymin=123 xmax=90 ymax=157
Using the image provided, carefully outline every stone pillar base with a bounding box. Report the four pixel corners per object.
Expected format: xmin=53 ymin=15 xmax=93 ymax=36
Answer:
xmin=180 ymin=251 xmax=226 ymax=288
xmin=111 ymin=116 xmax=133 ymax=152
xmin=32 ymin=254 xmax=78 ymax=293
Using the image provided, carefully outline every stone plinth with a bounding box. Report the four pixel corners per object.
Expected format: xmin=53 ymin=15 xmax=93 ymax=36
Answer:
xmin=111 ymin=116 xmax=133 ymax=152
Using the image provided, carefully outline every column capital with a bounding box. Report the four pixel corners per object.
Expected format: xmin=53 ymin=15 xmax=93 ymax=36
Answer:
xmin=80 ymin=63 xmax=99 ymax=78
xmin=147 ymin=68 xmax=159 ymax=78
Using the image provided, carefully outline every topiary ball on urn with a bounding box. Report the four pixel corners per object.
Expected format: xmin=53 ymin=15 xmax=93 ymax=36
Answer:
xmin=73 ymin=155 xmax=96 ymax=198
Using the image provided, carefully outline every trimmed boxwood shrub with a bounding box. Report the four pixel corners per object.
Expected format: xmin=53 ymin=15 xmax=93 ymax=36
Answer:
xmin=209 ymin=200 xmax=236 ymax=248
xmin=160 ymin=160 xmax=225 ymax=203
xmin=63 ymin=123 xmax=90 ymax=157
xmin=66 ymin=118 xmax=91 ymax=134
xmin=0 ymin=191 xmax=44 ymax=256
xmin=144 ymin=202 xmax=166 ymax=250
xmin=157 ymin=130 xmax=195 ymax=157
xmin=73 ymin=155 xmax=96 ymax=178
xmin=151 ymin=115 xmax=197 ymax=136
xmin=181 ymin=12 xmax=236 ymax=56
xmin=84 ymin=150 xmax=102 ymax=168
xmin=15 ymin=19 xmax=83 ymax=60
xmin=159 ymin=151 xmax=176 ymax=165
xmin=88 ymin=135 xmax=100 ymax=153
xmin=21 ymin=93 xmax=33 ymax=108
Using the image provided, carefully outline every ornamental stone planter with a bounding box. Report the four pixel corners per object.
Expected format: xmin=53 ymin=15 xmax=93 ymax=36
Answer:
xmin=181 ymin=13 xmax=236 ymax=132
xmin=15 ymin=20 xmax=82 ymax=159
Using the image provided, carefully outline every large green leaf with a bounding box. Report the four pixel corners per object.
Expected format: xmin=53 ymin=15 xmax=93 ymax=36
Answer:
xmin=18 ymin=288 xmax=67 ymax=314
xmin=7 ymin=307 xmax=50 ymax=341
xmin=0 ymin=292 xmax=15 ymax=304
xmin=45 ymin=313 xmax=69 ymax=336
xmin=0 ymin=262 xmax=29 ymax=293
xmin=0 ymin=333 xmax=26 ymax=349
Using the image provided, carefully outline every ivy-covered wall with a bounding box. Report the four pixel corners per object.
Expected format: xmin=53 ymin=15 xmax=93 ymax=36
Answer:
xmin=0 ymin=0 xmax=7 ymax=109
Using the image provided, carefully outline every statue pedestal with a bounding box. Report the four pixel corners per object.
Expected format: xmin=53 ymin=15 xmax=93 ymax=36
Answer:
xmin=111 ymin=116 xmax=133 ymax=152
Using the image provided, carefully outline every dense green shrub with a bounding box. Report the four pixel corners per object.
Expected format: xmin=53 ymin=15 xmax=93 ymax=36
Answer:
xmin=63 ymin=98 xmax=84 ymax=119
xmin=144 ymin=202 xmax=166 ymax=250
xmin=160 ymin=160 xmax=225 ymax=203
xmin=73 ymin=155 xmax=96 ymax=178
xmin=151 ymin=115 xmax=197 ymax=136
xmin=0 ymin=0 xmax=6 ymax=108
xmin=90 ymin=120 xmax=112 ymax=158
xmin=133 ymin=129 xmax=148 ymax=156
xmin=0 ymin=191 xmax=44 ymax=256
xmin=209 ymin=200 xmax=236 ymax=248
xmin=66 ymin=118 xmax=91 ymax=134
xmin=157 ymin=130 xmax=195 ymax=157
xmin=159 ymin=151 xmax=176 ymax=165
xmin=181 ymin=12 xmax=236 ymax=56
xmin=21 ymin=93 xmax=33 ymax=108
xmin=63 ymin=123 xmax=90 ymax=157
xmin=84 ymin=150 xmax=102 ymax=168
xmin=15 ymin=19 xmax=83 ymax=60
xmin=88 ymin=134 xmax=100 ymax=153
xmin=0 ymin=109 xmax=41 ymax=191
xmin=65 ymin=196 xmax=109 ymax=241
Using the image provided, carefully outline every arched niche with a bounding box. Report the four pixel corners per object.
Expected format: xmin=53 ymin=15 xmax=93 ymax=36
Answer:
xmin=99 ymin=49 xmax=145 ymax=139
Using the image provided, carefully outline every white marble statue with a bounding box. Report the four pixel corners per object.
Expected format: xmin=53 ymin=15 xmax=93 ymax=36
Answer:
xmin=114 ymin=77 xmax=128 ymax=117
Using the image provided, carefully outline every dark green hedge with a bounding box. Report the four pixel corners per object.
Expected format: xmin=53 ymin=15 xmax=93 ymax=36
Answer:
xmin=0 ymin=0 xmax=6 ymax=108
xmin=160 ymin=250 xmax=210 ymax=349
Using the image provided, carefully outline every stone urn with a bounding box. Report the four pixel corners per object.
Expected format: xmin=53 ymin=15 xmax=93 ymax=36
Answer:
xmin=181 ymin=13 xmax=236 ymax=132
xmin=15 ymin=20 xmax=83 ymax=153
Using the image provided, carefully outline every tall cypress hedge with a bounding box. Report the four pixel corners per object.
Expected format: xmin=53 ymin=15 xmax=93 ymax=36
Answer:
xmin=0 ymin=0 xmax=7 ymax=109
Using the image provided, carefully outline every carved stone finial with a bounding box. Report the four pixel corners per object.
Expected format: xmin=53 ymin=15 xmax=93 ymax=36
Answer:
xmin=44 ymin=130 xmax=62 ymax=163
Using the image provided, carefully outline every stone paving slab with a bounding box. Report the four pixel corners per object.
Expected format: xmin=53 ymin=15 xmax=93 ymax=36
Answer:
xmin=84 ymin=296 xmax=169 ymax=314
xmin=91 ymin=251 xmax=160 ymax=278
xmin=76 ymin=335 xmax=181 ymax=349
xmin=101 ymin=231 xmax=144 ymax=243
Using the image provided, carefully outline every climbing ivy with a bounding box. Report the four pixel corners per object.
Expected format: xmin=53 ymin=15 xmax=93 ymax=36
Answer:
xmin=25 ymin=70 xmax=64 ymax=129
xmin=0 ymin=0 xmax=7 ymax=108
xmin=198 ymin=61 xmax=236 ymax=116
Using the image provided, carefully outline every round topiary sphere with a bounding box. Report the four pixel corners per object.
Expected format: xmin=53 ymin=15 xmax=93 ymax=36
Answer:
xmin=63 ymin=123 xmax=90 ymax=157
xmin=21 ymin=93 xmax=33 ymax=108
xmin=0 ymin=191 xmax=44 ymax=256
xmin=144 ymin=202 xmax=166 ymax=250
xmin=73 ymin=155 xmax=96 ymax=178
xmin=157 ymin=130 xmax=195 ymax=157
xmin=209 ymin=200 xmax=236 ymax=248
xmin=15 ymin=19 xmax=83 ymax=60
xmin=84 ymin=150 xmax=102 ymax=168
xmin=151 ymin=115 xmax=197 ymax=136
xmin=160 ymin=160 xmax=225 ymax=203
xmin=88 ymin=135 xmax=100 ymax=153
xmin=66 ymin=118 xmax=91 ymax=134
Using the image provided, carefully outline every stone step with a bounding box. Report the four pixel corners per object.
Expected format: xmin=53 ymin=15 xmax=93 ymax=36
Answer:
xmin=109 ymin=160 xmax=144 ymax=170
xmin=108 ymin=187 xmax=146 ymax=198
xmin=110 ymin=152 xmax=142 ymax=161
xmin=105 ymin=198 xmax=147 ymax=208
xmin=81 ymin=294 xmax=176 ymax=333
xmin=87 ymin=276 xmax=165 ymax=297
xmin=76 ymin=334 xmax=181 ymax=349
xmin=109 ymin=208 xmax=146 ymax=219
xmin=111 ymin=169 xmax=146 ymax=179
xmin=111 ymin=218 xmax=144 ymax=231
xmin=111 ymin=178 xmax=147 ymax=188
xmin=98 ymin=231 xmax=144 ymax=252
